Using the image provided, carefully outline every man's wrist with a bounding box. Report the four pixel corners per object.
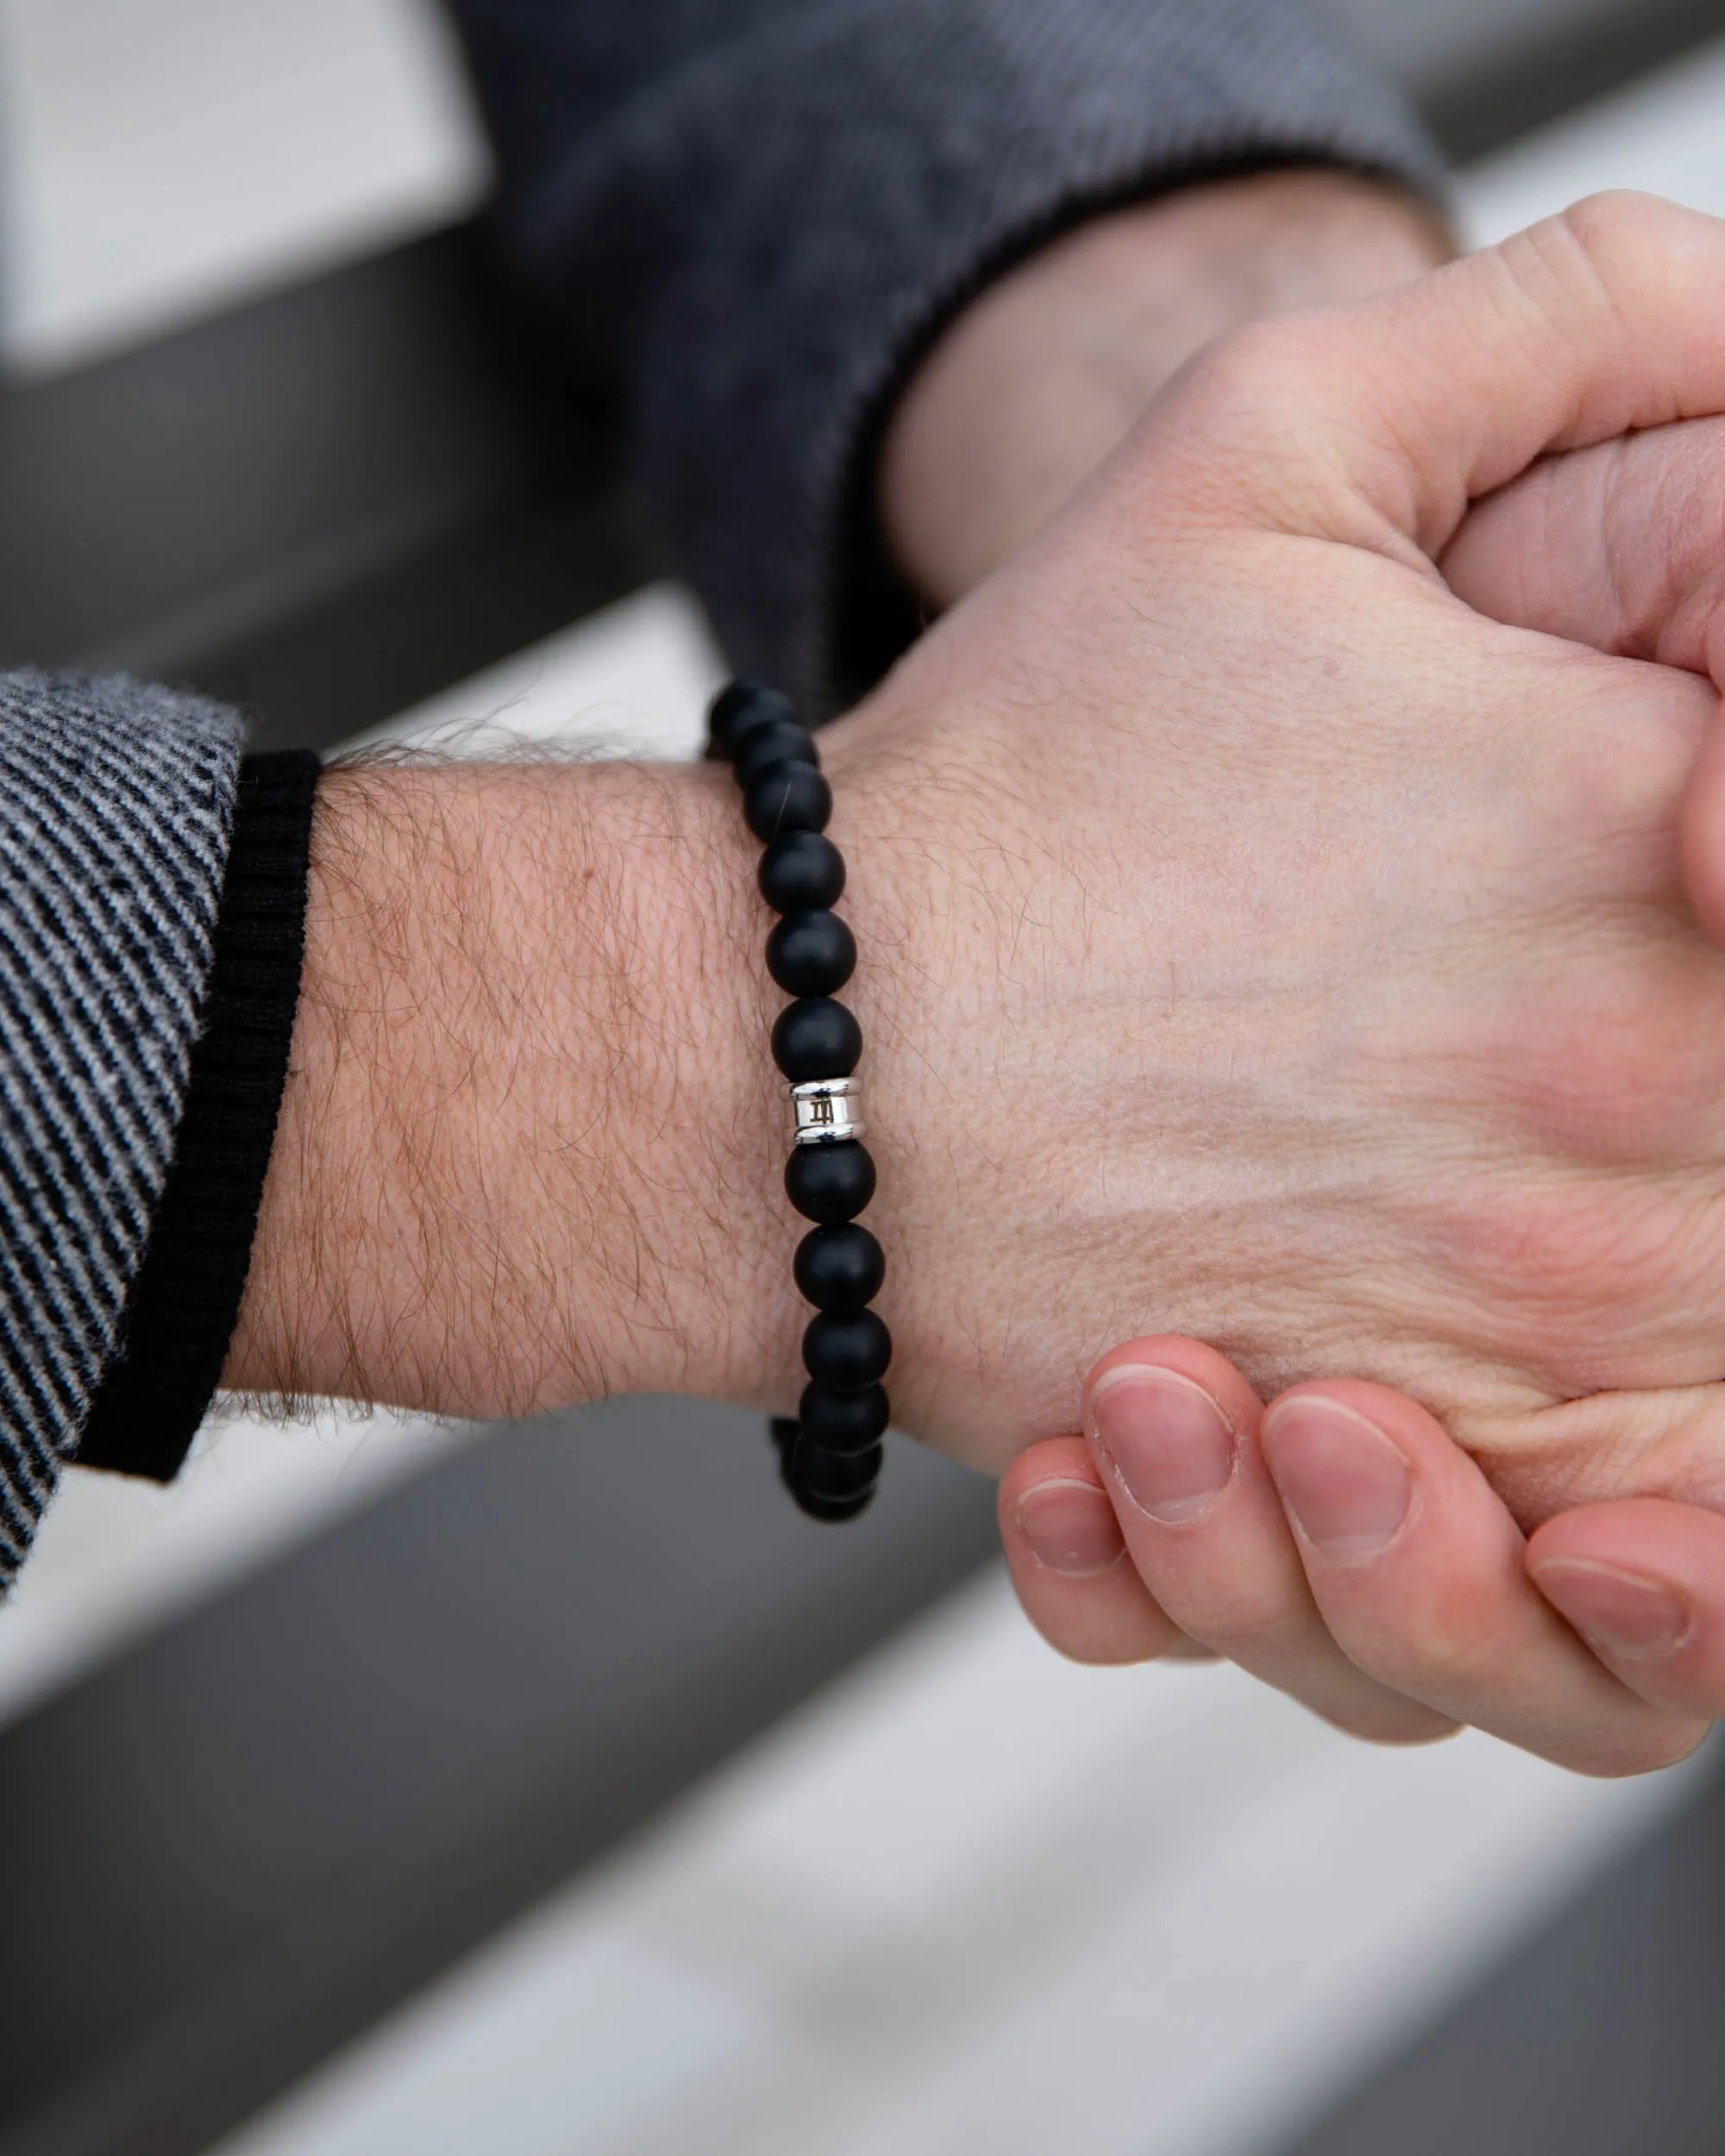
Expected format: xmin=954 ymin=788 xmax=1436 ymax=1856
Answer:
xmin=880 ymin=169 xmax=1453 ymax=609
xmin=223 ymin=758 xmax=802 ymax=1420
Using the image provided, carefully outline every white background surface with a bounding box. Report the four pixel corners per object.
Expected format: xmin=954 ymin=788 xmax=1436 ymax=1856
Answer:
xmin=0 ymin=0 xmax=491 ymax=372
xmin=209 ymin=1575 xmax=1694 ymax=2156
xmin=1 ymin=6 xmax=1722 ymax=2152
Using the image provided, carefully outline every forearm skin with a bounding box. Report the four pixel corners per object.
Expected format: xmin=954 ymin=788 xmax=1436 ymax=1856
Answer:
xmin=226 ymin=760 xmax=801 ymax=1420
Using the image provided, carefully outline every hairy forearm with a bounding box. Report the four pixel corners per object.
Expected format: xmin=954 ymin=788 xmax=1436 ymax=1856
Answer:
xmin=225 ymin=759 xmax=801 ymax=1420
xmin=881 ymin=169 xmax=1452 ymax=608
xmin=223 ymin=174 xmax=1454 ymax=1439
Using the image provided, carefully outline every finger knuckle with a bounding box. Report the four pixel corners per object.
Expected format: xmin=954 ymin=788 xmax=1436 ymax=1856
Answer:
xmin=1183 ymin=317 xmax=1323 ymax=421
xmin=1142 ymin=316 xmax=1347 ymax=529
xmin=1494 ymin=193 xmax=1663 ymax=345
xmin=1521 ymin=191 xmax=1717 ymax=356
xmin=1557 ymin=188 xmax=1668 ymax=265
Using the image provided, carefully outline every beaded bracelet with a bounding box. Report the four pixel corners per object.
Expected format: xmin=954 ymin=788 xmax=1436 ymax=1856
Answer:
xmin=709 ymin=679 xmax=891 ymax=1522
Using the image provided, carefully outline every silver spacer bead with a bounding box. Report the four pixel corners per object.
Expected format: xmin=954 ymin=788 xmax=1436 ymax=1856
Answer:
xmin=790 ymin=1076 xmax=864 ymax=1147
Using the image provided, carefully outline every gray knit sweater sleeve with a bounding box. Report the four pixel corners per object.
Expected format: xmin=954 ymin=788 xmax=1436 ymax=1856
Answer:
xmin=448 ymin=0 xmax=1445 ymax=712
xmin=0 ymin=675 xmax=240 ymax=1587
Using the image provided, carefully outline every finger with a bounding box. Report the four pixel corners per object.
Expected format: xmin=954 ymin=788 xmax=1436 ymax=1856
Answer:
xmin=1164 ymin=193 xmax=1725 ymax=558
xmin=1530 ymin=1498 xmax=1725 ymax=1722
xmin=999 ymin=1437 xmax=1185 ymax=1665
xmin=1262 ymin=1382 xmax=1707 ymax=1776
xmin=1443 ymin=416 xmax=1725 ymax=675
xmin=1083 ymin=1338 xmax=1454 ymax=1744
xmin=1439 ymin=411 xmax=1725 ymax=951
xmin=1679 ymin=700 xmax=1725 ymax=946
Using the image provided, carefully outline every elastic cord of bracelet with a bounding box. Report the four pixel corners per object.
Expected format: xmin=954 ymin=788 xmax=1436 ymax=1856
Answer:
xmin=709 ymin=678 xmax=891 ymax=1523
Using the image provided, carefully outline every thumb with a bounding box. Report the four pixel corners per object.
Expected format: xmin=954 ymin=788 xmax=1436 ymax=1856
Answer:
xmin=1164 ymin=193 xmax=1725 ymax=564
xmin=1441 ymin=415 xmax=1725 ymax=679
xmin=1436 ymin=407 xmax=1725 ymax=943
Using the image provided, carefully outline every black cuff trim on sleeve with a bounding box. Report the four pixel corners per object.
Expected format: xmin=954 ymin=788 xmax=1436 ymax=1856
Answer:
xmin=78 ymin=749 xmax=321 ymax=1482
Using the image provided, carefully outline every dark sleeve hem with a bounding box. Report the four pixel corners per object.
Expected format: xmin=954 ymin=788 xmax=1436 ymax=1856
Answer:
xmin=77 ymin=749 xmax=320 ymax=1482
xmin=486 ymin=0 xmax=1448 ymax=716
xmin=825 ymin=149 xmax=1440 ymax=713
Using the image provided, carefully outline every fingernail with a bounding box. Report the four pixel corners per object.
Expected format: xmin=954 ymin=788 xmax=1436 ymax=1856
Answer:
xmin=1089 ymin=1367 xmax=1236 ymax=1524
xmin=1532 ymin=1558 xmax=1691 ymax=1662
xmin=1013 ymin=1479 xmax=1125 ymax=1577
xmin=1264 ymin=1399 xmax=1411 ymax=1559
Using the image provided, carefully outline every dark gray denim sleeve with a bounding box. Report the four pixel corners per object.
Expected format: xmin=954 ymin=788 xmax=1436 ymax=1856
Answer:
xmin=448 ymin=0 xmax=1446 ymax=712
xmin=0 ymin=675 xmax=241 ymax=1588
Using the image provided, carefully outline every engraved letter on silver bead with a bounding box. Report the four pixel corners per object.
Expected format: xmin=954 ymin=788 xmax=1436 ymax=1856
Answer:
xmin=790 ymin=1077 xmax=864 ymax=1146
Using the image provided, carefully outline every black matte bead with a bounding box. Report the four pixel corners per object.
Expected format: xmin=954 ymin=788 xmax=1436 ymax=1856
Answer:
xmin=803 ymin=1308 xmax=892 ymax=1390
xmin=767 ymin=909 xmax=856 ymax=997
xmin=734 ymin=721 xmax=818 ymax=791
xmin=709 ymin=679 xmax=792 ymax=756
xmin=746 ymin=763 xmax=831 ymax=842
xmin=792 ymin=1437 xmax=884 ymax=1501
xmin=768 ymin=1415 xmax=801 ymax=1460
xmin=759 ymin=830 xmax=845 ymax=913
xmin=772 ymin=997 xmax=861 ymax=1081
xmin=794 ymin=1223 xmax=884 ymax=1312
xmin=785 ymin=1139 xmax=875 ymax=1223
xmin=799 ymin=1382 xmax=889 ymax=1453
xmin=790 ymin=1479 xmax=877 ymax=1523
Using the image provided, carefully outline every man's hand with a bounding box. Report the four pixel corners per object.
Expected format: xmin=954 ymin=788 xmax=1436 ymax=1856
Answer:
xmin=817 ymin=197 xmax=1725 ymax=1500
xmin=1000 ymin=411 xmax=1725 ymax=1773
xmin=880 ymin=169 xmax=1452 ymax=608
xmin=235 ymin=199 xmax=1725 ymax=1796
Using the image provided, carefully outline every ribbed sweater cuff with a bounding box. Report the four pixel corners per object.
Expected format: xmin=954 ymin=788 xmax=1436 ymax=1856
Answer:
xmin=78 ymin=751 xmax=320 ymax=1482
